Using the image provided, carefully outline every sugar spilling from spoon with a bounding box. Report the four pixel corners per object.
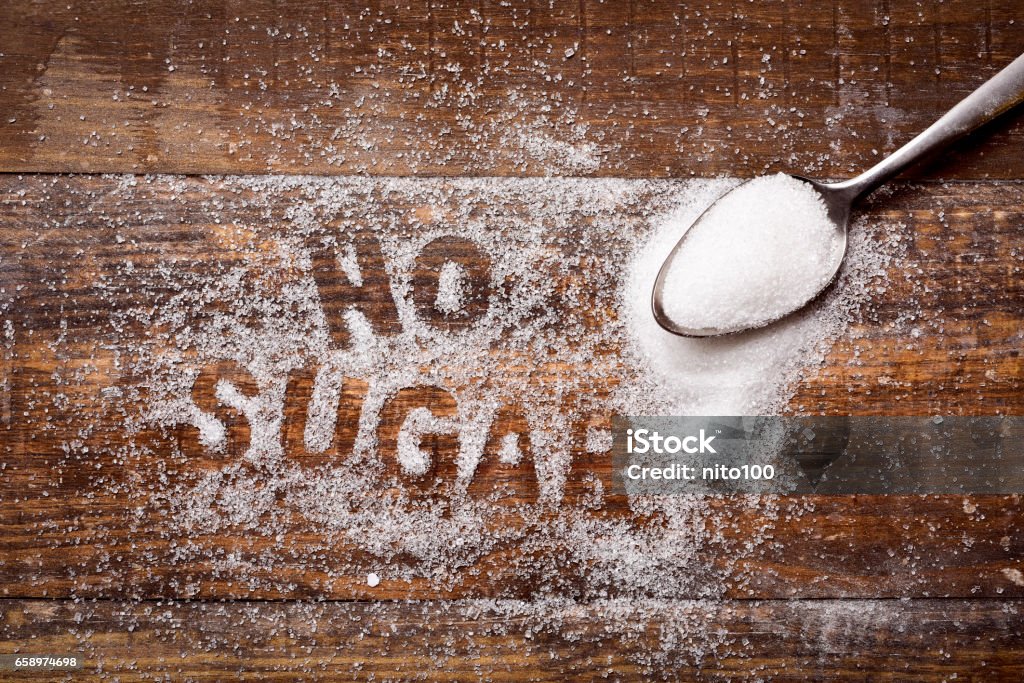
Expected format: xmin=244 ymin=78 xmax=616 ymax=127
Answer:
xmin=659 ymin=173 xmax=845 ymax=334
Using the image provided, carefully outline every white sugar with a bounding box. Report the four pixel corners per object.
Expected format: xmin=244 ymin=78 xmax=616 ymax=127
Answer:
xmin=24 ymin=174 xmax=905 ymax=673
xmin=397 ymin=407 xmax=452 ymax=477
xmin=585 ymin=426 xmax=613 ymax=454
xmin=497 ymin=433 xmax=522 ymax=465
xmin=621 ymin=178 xmax=894 ymax=416
xmin=660 ymin=173 xmax=844 ymax=334
xmin=435 ymin=260 xmax=468 ymax=315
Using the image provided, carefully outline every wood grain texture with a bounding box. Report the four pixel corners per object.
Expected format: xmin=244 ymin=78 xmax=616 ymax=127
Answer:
xmin=1 ymin=598 xmax=1023 ymax=680
xmin=2 ymin=1 xmax=1024 ymax=678
xmin=0 ymin=0 xmax=1022 ymax=177
xmin=1 ymin=176 xmax=1022 ymax=602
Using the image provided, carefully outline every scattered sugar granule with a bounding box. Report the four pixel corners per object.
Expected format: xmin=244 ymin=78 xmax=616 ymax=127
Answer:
xmin=101 ymin=175 xmax=896 ymax=609
xmin=660 ymin=173 xmax=844 ymax=334
xmin=366 ymin=572 xmax=381 ymax=587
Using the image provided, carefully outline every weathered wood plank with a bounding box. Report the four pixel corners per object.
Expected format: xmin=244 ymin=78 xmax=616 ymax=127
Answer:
xmin=0 ymin=1 xmax=1022 ymax=177
xmin=1 ymin=598 xmax=1022 ymax=680
xmin=2 ymin=3 xmax=1022 ymax=678
xmin=5 ymin=490 xmax=1024 ymax=601
xmin=1 ymin=175 xmax=1022 ymax=600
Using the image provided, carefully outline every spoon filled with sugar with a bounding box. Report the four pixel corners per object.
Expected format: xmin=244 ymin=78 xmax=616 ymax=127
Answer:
xmin=653 ymin=52 xmax=1024 ymax=337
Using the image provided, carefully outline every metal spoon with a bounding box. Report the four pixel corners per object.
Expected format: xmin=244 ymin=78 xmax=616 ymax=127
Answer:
xmin=653 ymin=52 xmax=1024 ymax=338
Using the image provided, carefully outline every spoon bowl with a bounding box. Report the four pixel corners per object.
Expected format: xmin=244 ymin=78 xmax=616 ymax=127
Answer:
xmin=651 ymin=175 xmax=853 ymax=338
xmin=652 ymin=52 xmax=1024 ymax=338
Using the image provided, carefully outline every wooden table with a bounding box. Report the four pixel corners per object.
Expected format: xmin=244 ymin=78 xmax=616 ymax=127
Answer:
xmin=1 ymin=1 xmax=1023 ymax=679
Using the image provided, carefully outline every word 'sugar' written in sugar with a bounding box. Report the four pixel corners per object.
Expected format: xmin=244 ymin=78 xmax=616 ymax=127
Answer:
xmin=174 ymin=229 xmax=614 ymax=502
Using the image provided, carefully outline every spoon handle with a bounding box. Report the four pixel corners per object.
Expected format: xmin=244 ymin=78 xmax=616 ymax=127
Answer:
xmin=833 ymin=52 xmax=1024 ymax=201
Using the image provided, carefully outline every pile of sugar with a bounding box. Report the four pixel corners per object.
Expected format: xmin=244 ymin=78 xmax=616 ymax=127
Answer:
xmin=622 ymin=180 xmax=893 ymax=416
xmin=95 ymin=174 xmax=897 ymax=575
xmin=660 ymin=173 xmax=845 ymax=334
xmin=4 ymin=174 xmax=902 ymax=671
